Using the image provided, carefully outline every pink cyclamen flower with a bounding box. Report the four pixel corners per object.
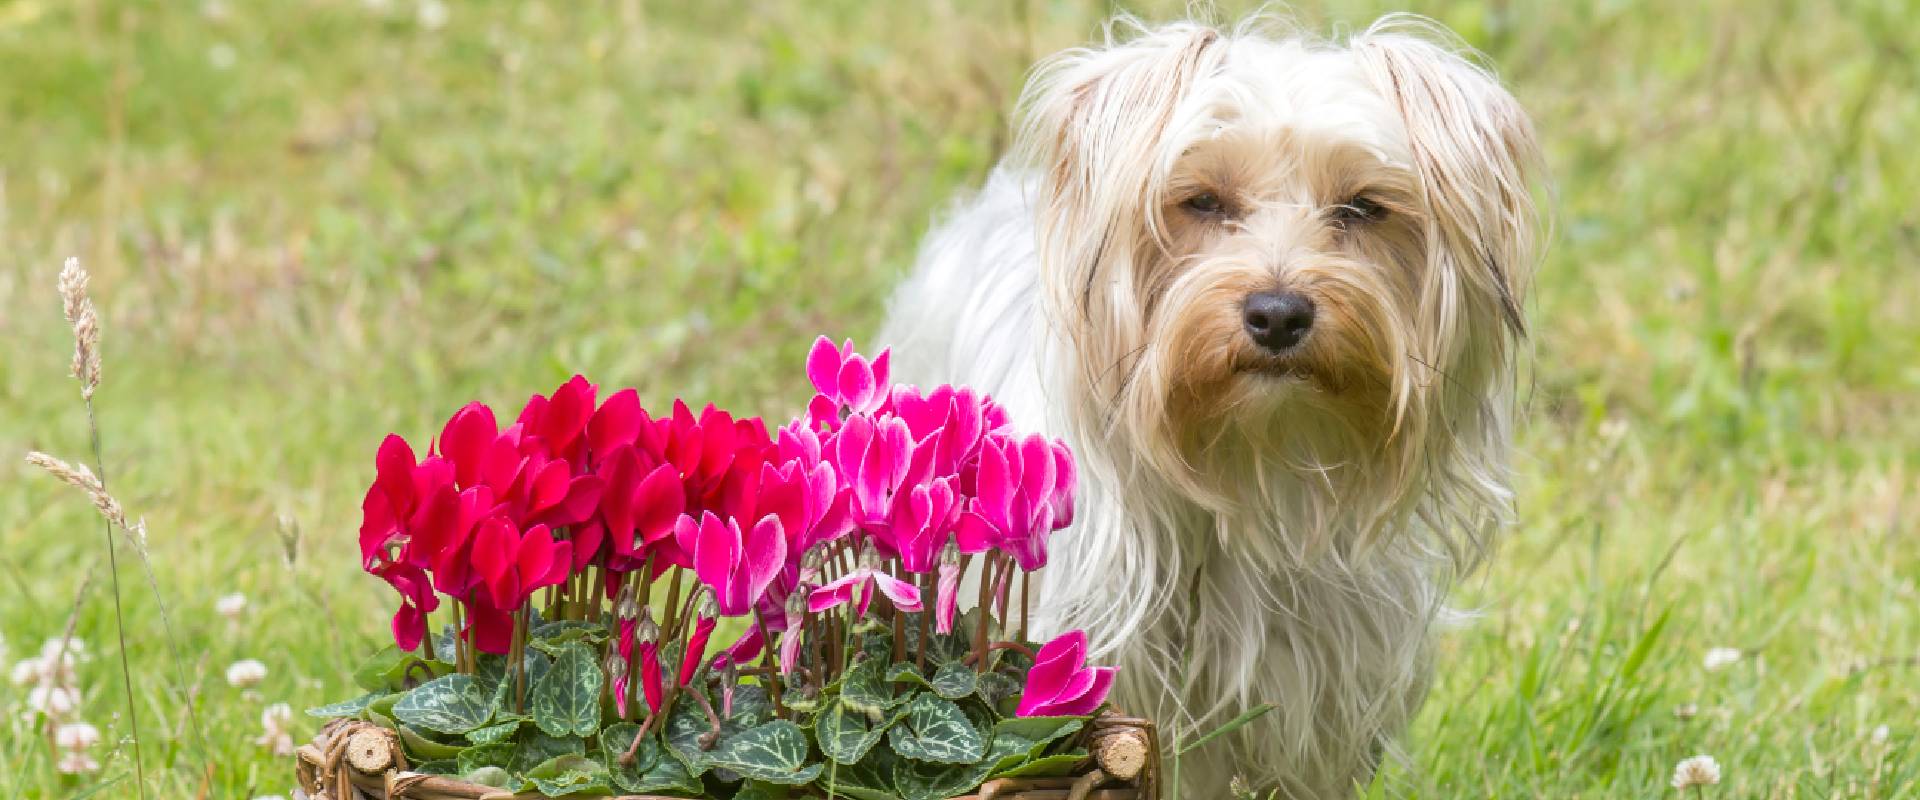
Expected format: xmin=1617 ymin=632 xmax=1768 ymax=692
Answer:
xmin=1016 ymin=630 xmax=1116 ymax=717
xmin=829 ymin=413 xmax=915 ymax=530
xmin=807 ymin=336 xmax=891 ymax=419
xmin=957 ymin=433 xmax=1075 ymax=571
xmin=675 ymin=512 xmax=786 ymax=617
xmin=809 ymin=547 xmax=921 ymax=616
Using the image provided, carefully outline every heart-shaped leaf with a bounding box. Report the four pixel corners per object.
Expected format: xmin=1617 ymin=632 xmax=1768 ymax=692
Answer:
xmin=391 ymin=674 xmax=493 ymax=734
xmin=532 ymin=619 xmax=612 ymax=644
xmin=510 ymin=731 xmax=586 ymax=774
xmin=892 ymin=758 xmax=985 ymax=800
xmin=524 ymin=753 xmax=610 ymax=796
xmin=354 ymin=645 xmax=455 ymax=693
xmin=973 ymin=671 xmax=1023 ymax=710
xmin=819 ymin=744 xmax=903 ymax=800
xmin=928 ymin=662 xmax=976 ymax=700
xmin=457 ymin=742 xmax=515 ymax=776
xmin=711 ymin=720 xmax=824 ymax=785
xmin=530 ymin=641 xmax=602 ymax=737
xmin=887 ymin=693 xmax=986 ymax=764
xmin=841 ymin=659 xmax=910 ymax=719
xmin=465 ymin=718 xmax=521 ymax=745
xmin=817 ymin=700 xmax=906 ymax=764
xmin=602 ymin=724 xmax=703 ymax=795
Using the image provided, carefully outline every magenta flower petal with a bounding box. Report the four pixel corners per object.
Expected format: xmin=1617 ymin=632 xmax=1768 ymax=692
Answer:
xmin=588 ymin=387 xmax=643 ymax=456
xmin=680 ymin=615 xmax=715 ymax=687
xmin=1046 ymin=667 xmax=1117 ymax=716
xmin=871 ymin=571 xmax=922 ymax=612
xmin=742 ymin=515 xmax=787 ymax=608
xmin=936 ymin=561 xmax=960 ymax=634
xmin=689 ymin=513 xmax=741 ymax=612
xmin=806 ymin=336 xmax=842 ymax=398
xmin=808 ymin=572 xmax=861 ymax=613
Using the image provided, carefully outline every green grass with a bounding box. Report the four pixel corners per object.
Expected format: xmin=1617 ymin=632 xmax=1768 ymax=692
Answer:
xmin=2 ymin=0 xmax=1916 ymax=796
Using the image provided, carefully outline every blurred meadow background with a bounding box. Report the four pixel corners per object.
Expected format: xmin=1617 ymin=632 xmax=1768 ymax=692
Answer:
xmin=3 ymin=0 xmax=1917 ymax=796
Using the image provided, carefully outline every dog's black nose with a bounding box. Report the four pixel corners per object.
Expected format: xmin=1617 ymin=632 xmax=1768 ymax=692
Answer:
xmin=1242 ymin=291 xmax=1315 ymax=352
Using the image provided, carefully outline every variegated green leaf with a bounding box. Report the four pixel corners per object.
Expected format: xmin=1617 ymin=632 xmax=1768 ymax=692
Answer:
xmin=973 ymin=671 xmax=1023 ymax=710
xmin=886 ymin=662 xmax=931 ymax=690
xmin=305 ymin=692 xmax=379 ymax=719
xmin=457 ymin=741 xmax=514 ymax=776
xmin=818 ymin=700 xmax=907 ymax=764
xmin=841 ymin=658 xmax=909 ymax=719
xmin=820 ymin=748 xmax=903 ymax=800
xmin=524 ymin=753 xmax=610 ymax=796
xmin=991 ymin=716 xmax=1085 ymax=755
xmin=603 ymin=726 xmax=703 ymax=796
xmin=711 ymin=720 xmax=824 ymax=785
xmin=887 ymin=693 xmax=986 ymax=764
xmin=734 ymin=782 xmax=789 ymax=800
xmin=891 ymin=758 xmax=983 ymax=800
xmin=391 ymin=674 xmax=493 ymax=735
xmin=530 ymin=640 xmax=602 ymax=737
xmin=725 ymin=683 xmax=776 ymax=725
xmin=464 ymin=718 xmax=521 ymax=744
xmin=928 ymin=662 xmax=976 ymax=700
xmin=510 ymin=731 xmax=586 ymax=774
xmin=664 ymin=690 xmax=748 ymax=777
xmin=532 ymin=619 xmax=612 ymax=644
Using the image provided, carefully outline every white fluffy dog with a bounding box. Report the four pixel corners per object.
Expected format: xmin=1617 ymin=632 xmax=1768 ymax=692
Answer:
xmin=880 ymin=14 xmax=1544 ymax=798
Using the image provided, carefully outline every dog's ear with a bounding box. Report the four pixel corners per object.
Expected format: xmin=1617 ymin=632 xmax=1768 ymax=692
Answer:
xmin=1014 ymin=21 xmax=1225 ymax=322
xmin=1353 ymin=17 xmax=1543 ymax=337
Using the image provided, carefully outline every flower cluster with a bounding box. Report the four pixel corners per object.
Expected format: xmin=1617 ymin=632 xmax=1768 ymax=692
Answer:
xmin=10 ymin=637 xmax=99 ymax=774
xmin=357 ymin=337 xmax=1106 ymax=728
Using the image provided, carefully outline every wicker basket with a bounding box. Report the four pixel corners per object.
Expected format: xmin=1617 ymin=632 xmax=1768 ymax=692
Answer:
xmin=294 ymin=712 xmax=1160 ymax=800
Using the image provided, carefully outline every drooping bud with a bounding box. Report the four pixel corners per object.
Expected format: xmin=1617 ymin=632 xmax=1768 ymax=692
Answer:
xmin=605 ymin=652 xmax=629 ymax=683
xmin=803 ymin=543 xmax=827 ymax=573
xmin=614 ymin=582 xmax=641 ymax=621
xmin=695 ymin=588 xmax=718 ymax=622
xmin=858 ymin=546 xmax=883 ymax=573
xmin=784 ymin=589 xmax=808 ymax=621
xmin=939 ymin=537 xmax=961 ymax=569
xmin=635 ymin=609 xmax=660 ymax=646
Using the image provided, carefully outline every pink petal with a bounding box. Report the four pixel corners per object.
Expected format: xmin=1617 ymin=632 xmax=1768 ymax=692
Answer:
xmin=527 ymin=459 xmax=572 ymax=513
xmin=837 ymin=355 xmax=876 ymax=411
xmin=807 ymin=572 xmax=861 ymax=613
xmin=541 ymin=375 xmax=596 ymax=453
xmin=806 ymin=336 xmax=842 ymax=398
xmin=742 ymin=515 xmax=788 ymax=612
xmin=779 ymin=624 xmax=804 ymax=675
xmin=1046 ymin=667 xmax=1117 ymax=716
xmin=481 ymin=436 xmax=524 ymax=492
xmin=976 ymin=437 xmax=1017 ymax=530
xmin=392 ymin=602 xmax=426 ymax=652
xmin=375 ymin=434 xmax=418 ymax=509
xmin=869 ymin=350 xmax=891 ymax=397
xmin=872 ymin=571 xmax=922 ymax=612
xmin=936 ymin=563 xmax=960 ymax=635
xmin=691 ymin=513 xmax=741 ymax=608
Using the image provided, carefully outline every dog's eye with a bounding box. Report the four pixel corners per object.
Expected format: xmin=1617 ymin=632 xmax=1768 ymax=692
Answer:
xmin=1331 ymin=195 xmax=1386 ymax=225
xmin=1180 ymin=192 xmax=1228 ymax=217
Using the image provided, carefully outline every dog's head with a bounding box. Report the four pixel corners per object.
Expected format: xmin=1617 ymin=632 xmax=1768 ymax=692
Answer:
xmin=1018 ymin=16 xmax=1543 ymax=564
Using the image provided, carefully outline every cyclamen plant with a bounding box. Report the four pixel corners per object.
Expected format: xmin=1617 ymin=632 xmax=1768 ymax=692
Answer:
xmin=316 ymin=337 xmax=1117 ymax=798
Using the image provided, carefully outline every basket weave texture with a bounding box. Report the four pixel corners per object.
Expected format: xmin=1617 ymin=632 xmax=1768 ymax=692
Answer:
xmin=293 ymin=712 xmax=1160 ymax=800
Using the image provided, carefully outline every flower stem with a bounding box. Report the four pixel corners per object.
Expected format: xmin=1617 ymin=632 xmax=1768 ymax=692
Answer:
xmin=82 ymin=399 xmax=147 ymax=800
xmin=1019 ymin=570 xmax=1031 ymax=643
xmin=974 ymin=553 xmax=995 ymax=673
xmin=752 ymin=607 xmax=784 ymax=717
xmin=917 ymin=570 xmax=931 ymax=671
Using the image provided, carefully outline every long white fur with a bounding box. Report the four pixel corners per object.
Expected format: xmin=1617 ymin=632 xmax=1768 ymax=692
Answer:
xmin=881 ymin=14 xmax=1542 ymax=798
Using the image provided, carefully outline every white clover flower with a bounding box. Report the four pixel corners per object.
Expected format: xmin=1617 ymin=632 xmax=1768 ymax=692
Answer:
xmin=1872 ymin=725 xmax=1891 ymax=746
xmin=208 ymin=43 xmax=237 ymax=70
xmin=56 ymin=750 xmax=101 ymax=775
xmin=55 ymin=722 xmax=100 ymax=750
xmin=9 ymin=658 xmax=40 ymax=687
xmin=1702 ymin=647 xmax=1741 ymax=671
xmin=216 ymin=593 xmax=248 ymax=620
xmin=1673 ymin=703 xmax=1699 ymax=721
xmin=40 ymin=637 xmax=85 ymax=661
xmin=261 ymin=702 xmax=292 ymax=733
xmin=416 ymin=0 xmax=448 ymax=29
xmin=226 ymin=659 xmax=268 ymax=688
xmin=1671 ymin=754 xmax=1721 ymax=789
xmin=28 ymin=686 xmax=79 ymax=717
